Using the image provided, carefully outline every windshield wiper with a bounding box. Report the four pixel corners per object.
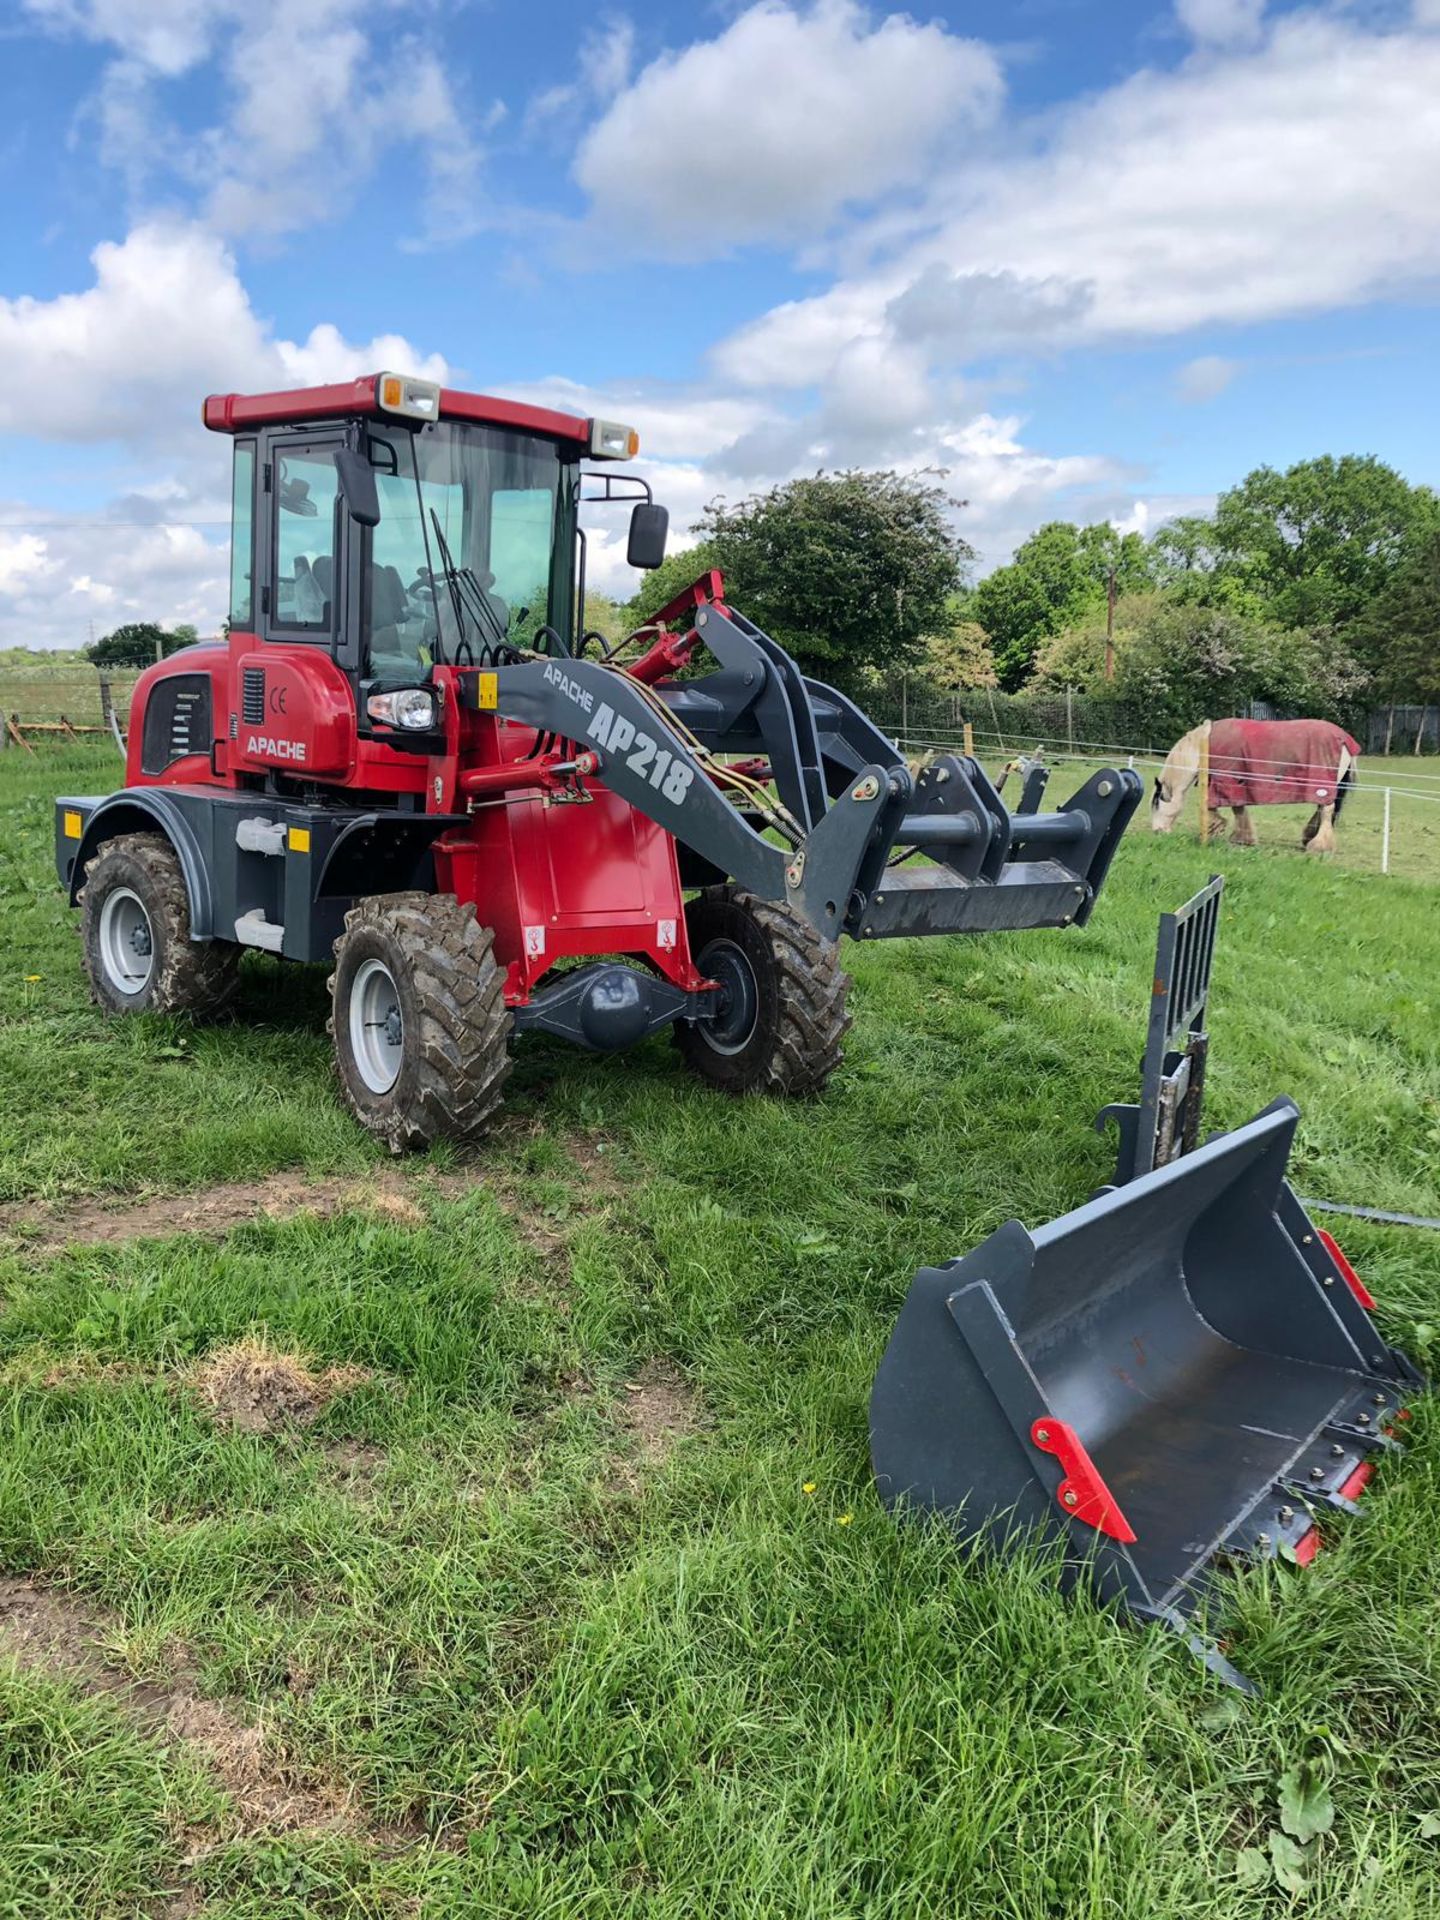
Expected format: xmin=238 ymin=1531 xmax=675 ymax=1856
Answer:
xmin=428 ymin=510 xmax=511 ymax=664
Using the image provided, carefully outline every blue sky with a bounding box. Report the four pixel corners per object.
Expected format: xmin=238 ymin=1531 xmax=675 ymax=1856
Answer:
xmin=2 ymin=0 xmax=1438 ymax=646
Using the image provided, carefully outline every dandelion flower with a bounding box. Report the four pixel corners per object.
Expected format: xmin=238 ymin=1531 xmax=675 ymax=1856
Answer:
xmin=802 ymin=1482 xmax=816 ymax=1496
xmin=837 ymin=1513 xmax=853 ymax=1527
xmin=24 ymin=975 xmax=41 ymax=983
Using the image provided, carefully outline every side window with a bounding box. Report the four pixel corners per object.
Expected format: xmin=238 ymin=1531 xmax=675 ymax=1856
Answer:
xmin=273 ymin=447 xmax=341 ymax=631
xmin=489 ymin=488 xmax=555 ymax=630
xmin=229 ymin=441 xmax=255 ymax=630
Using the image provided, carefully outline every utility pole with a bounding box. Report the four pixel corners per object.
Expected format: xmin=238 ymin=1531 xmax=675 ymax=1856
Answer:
xmin=1104 ymin=566 xmax=1117 ymax=683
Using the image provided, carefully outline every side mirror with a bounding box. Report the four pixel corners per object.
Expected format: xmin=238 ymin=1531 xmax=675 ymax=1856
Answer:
xmin=627 ymin=501 xmax=669 ymax=571
xmin=334 ymin=447 xmax=381 ymax=528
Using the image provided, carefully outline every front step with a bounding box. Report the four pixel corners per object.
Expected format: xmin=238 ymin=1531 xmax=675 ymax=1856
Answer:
xmin=235 ymin=908 xmax=284 ymax=952
xmin=236 ymin=817 xmax=287 ymax=856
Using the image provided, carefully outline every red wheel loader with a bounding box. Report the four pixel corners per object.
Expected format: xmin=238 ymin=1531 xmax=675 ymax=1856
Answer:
xmin=54 ymin=369 xmax=1140 ymax=1148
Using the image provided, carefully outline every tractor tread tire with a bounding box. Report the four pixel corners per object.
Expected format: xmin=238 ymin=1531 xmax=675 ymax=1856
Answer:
xmin=328 ymin=891 xmax=511 ymax=1153
xmin=79 ymin=831 xmax=241 ymax=1017
xmin=675 ymin=884 xmax=851 ymax=1098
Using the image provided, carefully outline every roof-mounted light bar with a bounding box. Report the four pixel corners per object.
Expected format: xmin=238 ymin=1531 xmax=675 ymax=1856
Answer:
xmin=590 ymin=418 xmax=640 ymax=460
xmin=376 ymin=372 xmax=441 ymax=422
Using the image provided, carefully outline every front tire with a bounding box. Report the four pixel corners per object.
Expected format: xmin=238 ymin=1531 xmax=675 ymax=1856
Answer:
xmin=80 ymin=832 xmax=240 ymax=1017
xmin=675 ymin=885 xmax=851 ymax=1097
xmin=328 ymin=892 xmax=511 ymax=1152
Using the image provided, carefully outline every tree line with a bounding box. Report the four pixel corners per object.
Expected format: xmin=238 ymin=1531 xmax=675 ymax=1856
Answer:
xmin=621 ymin=455 xmax=1439 ymax=739
xmin=85 ymin=622 xmax=200 ymax=668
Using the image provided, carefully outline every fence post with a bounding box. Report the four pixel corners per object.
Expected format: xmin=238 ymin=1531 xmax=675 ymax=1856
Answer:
xmin=1382 ymin=787 xmax=1392 ymax=875
xmin=901 ymin=675 xmax=908 ymax=741
xmin=1066 ymin=685 xmax=1074 ymax=755
xmin=1197 ymin=730 xmax=1211 ymax=842
xmin=963 ymin=721 xmax=974 ymax=757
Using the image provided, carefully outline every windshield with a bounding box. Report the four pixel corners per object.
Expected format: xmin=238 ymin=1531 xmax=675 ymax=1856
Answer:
xmin=363 ymin=421 xmax=573 ymax=677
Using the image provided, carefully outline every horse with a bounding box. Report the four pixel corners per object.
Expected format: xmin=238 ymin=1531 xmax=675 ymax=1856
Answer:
xmin=1150 ymin=717 xmax=1359 ymax=852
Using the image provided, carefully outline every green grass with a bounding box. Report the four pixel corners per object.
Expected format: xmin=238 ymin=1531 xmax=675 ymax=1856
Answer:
xmin=1 ymin=741 xmax=1438 ymax=1916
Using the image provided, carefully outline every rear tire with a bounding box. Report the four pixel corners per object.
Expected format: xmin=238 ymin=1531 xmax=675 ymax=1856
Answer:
xmin=328 ymin=892 xmax=511 ymax=1153
xmin=80 ymin=832 xmax=240 ymax=1017
xmin=675 ymin=885 xmax=850 ymax=1097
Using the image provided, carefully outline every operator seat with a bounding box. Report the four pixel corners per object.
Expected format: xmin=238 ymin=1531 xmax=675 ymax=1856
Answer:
xmin=292 ymin=555 xmax=325 ymax=625
xmin=369 ymin=563 xmax=417 ymax=674
xmin=310 ymin=555 xmax=334 ymax=626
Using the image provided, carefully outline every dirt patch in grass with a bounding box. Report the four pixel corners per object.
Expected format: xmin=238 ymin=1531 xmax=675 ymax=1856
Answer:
xmin=0 ymin=1574 xmax=368 ymax=1839
xmin=320 ymin=1438 xmax=388 ymax=1489
xmin=465 ymin=1124 xmax=629 ymax=1265
xmin=0 ymin=1136 xmax=627 ymax=1261
xmin=190 ymin=1339 xmax=372 ymax=1435
xmin=614 ymin=1359 xmax=701 ymax=1468
xmin=0 ymin=1169 xmax=456 ymax=1259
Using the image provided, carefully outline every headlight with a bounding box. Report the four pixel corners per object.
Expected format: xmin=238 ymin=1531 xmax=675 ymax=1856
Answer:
xmin=376 ymin=372 xmax=441 ymax=421
xmin=589 ymin=417 xmax=639 ymax=460
xmin=368 ymin=688 xmax=437 ymax=731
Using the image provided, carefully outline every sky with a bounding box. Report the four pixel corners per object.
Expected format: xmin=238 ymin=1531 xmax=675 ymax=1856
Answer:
xmin=1 ymin=0 xmax=1439 ymax=649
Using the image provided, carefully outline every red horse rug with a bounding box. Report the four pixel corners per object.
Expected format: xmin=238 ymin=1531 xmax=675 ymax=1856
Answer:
xmin=1151 ymin=718 xmax=1359 ymax=849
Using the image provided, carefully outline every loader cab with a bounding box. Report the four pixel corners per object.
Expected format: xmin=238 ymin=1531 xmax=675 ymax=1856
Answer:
xmin=229 ymin=402 xmax=580 ymax=727
xmin=210 ymin=373 xmax=654 ymax=763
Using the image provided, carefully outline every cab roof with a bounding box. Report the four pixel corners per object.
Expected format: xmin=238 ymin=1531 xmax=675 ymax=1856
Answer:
xmin=202 ymin=375 xmax=591 ymax=445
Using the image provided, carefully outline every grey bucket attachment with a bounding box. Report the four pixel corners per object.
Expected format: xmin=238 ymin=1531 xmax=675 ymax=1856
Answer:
xmin=871 ymin=1098 xmax=1422 ymax=1685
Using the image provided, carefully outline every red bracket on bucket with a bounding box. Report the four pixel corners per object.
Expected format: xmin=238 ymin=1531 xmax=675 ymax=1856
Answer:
xmin=1030 ymin=1419 xmax=1137 ymax=1542
xmin=1316 ymin=1230 xmax=1375 ymax=1310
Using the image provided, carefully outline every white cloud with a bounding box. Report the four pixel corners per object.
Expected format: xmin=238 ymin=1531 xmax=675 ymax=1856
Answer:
xmin=21 ymin=0 xmax=243 ymax=76
xmin=0 ymin=224 xmax=446 ymax=646
xmin=718 ymin=9 xmax=1440 ymax=384
xmin=0 ymin=222 xmax=446 ymax=449
xmin=25 ymin=0 xmax=489 ymax=243
xmin=1176 ymin=0 xmax=1266 ymax=47
xmin=501 ymin=376 xmax=771 ymax=463
xmin=0 ymin=503 xmax=231 ymax=650
xmin=1175 ymin=354 xmax=1239 ymax=402
xmin=202 ymin=18 xmax=486 ymax=243
xmin=1111 ymin=491 xmax=1217 ymax=542
xmin=529 ymin=17 xmax=635 ymax=128
xmin=887 ymin=268 xmax=1094 ymax=355
xmin=0 ymin=532 xmax=56 ymax=595
xmin=574 ymin=0 xmax=1003 ymax=255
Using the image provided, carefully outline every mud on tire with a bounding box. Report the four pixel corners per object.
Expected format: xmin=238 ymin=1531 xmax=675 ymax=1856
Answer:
xmin=675 ymin=884 xmax=851 ymax=1097
xmin=328 ymin=891 xmax=511 ymax=1153
xmin=80 ymin=831 xmax=241 ymax=1017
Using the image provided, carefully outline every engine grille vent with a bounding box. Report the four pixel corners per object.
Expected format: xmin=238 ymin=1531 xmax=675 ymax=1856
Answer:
xmin=242 ymin=667 xmax=266 ymax=725
xmin=169 ymin=686 xmax=206 ymax=758
xmin=139 ymin=673 xmax=212 ymax=777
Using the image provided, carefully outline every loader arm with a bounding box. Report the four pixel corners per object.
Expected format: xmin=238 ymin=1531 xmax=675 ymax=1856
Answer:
xmin=476 ymin=598 xmax=1141 ymax=944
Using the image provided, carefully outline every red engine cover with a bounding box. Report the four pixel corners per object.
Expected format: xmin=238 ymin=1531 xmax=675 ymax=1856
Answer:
xmin=230 ymin=645 xmax=355 ymax=779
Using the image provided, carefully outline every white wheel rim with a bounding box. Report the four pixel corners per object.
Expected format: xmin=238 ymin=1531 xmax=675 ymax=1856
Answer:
xmin=98 ymin=887 xmax=154 ymax=995
xmin=350 ymin=956 xmax=404 ymax=1094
